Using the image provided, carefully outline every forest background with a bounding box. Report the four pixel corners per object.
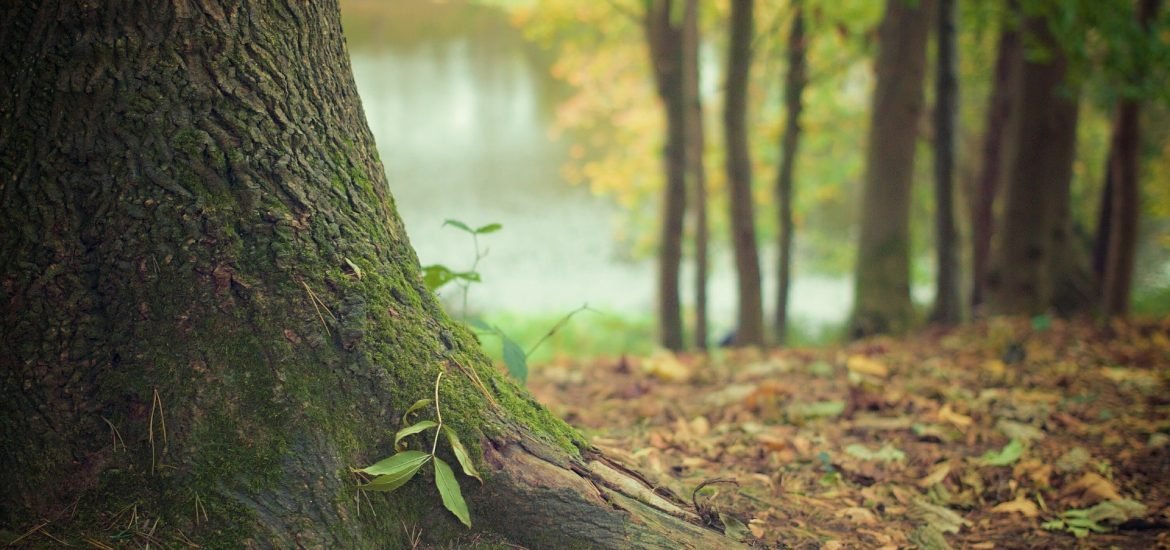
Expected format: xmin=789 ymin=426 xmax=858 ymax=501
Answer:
xmin=338 ymin=0 xmax=1170 ymax=358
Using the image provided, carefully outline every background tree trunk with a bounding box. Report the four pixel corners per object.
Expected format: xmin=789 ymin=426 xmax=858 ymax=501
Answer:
xmin=986 ymin=15 xmax=1082 ymax=316
xmin=774 ymin=1 xmax=807 ymax=345
xmin=725 ymin=0 xmax=766 ymax=346
xmin=970 ymin=10 xmax=1021 ymax=312
xmin=0 ymin=2 xmax=735 ymax=547
xmin=929 ymin=0 xmax=963 ymax=325
xmin=850 ymin=0 xmax=932 ymax=338
xmin=1100 ymin=0 xmax=1161 ymax=317
xmin=646 ymin=0 xmax=688 ymax=351
xmin=682 ymin=0 xmax=709 ymax=349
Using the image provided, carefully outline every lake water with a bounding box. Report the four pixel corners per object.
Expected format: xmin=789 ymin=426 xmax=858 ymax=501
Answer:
xmin=343 ymin=2 xmax=854 ymax=333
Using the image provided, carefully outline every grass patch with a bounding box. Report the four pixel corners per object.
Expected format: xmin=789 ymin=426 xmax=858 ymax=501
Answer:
xmin=468 ymin=309 xmax=845 ymax=367
xmin=1132 ymin=283 xmax=1170 ymax=317
xmin=474 ymin=310 xmax=655 ymax=365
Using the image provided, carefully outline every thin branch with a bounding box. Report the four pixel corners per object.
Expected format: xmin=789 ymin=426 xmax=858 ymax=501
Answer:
xmin=525 ymin=304 xmax=594 ymax=357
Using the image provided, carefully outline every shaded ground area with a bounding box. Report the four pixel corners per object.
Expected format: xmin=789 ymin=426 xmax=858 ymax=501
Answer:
xmin=529 ymin=317 xmax=1170 ymax=549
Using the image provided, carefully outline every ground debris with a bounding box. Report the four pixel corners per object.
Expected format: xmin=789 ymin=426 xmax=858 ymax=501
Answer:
xmin=528 ymin=317 xmax=1170 ymax=548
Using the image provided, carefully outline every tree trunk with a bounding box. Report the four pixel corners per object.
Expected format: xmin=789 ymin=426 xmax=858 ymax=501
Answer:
xmin=725 ymin=0 xmax=766 ymax=347
xmin=1100 ymin=0 xmax=1161 ymax=317
xmin=682 ymin=0 xmax=709 ymax=349
xmin=774 ymin=1 xmax=808 ymax=345
xmin=929 ymin=0 xmax=962 ymax=325
xmin=647 ymin=0 xmax=688 ymax=351
xmin=1093 ymin=156 xmax=1114 ymax=287
xmin=970 ymin=11 xmax=1021 ymax=312
xmin=986 ymin=15 xmax=1082 ymax=316
xmin=850 ymin=0 xmax=932 ymax=338
xmin=0 ymin=2 xmax=736 ymax=547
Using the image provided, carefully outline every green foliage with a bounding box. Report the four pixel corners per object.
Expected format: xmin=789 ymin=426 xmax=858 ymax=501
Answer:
xmin=356 ymin=373 xmax=479 ymax=528
xmin=433 ymin=457 xmax=471 ymax=527
xmin=358 ymin=450 xmax=431 ymax=492
xmin=420 ymin=219 xmax=499 ymax=316
xmin=477 ymin=311 xmax=656 ymax=363
xmin=500 ymin=333 xmax=529 ymax=383
xmin=422 ymin=219 xmax=593 ymax=383
xmin=1042 ymin=499 xmax=1148 ymax=538
xmin=978 ymin=438 xmax=1024 ymax=466
xmin=394 ymin=420 xmax=439 ymax=451
xmin=471 ymin=306 xmax=592 ymax=383
xmin=1132 ymin=284 xmax=1170 ymax=316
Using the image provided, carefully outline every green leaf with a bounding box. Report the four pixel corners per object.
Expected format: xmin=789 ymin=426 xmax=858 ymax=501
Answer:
xmin=401 ymin=398 xmax=432 ymax=425
xmin=788 ymin=400 xmax=846 ymax=419
xmin=845 ymin=443 xmax=906 ymax=462
xmin=979 ymin=439 xmax=1024 ymax=466
xmin=434 ymin=457 xmax=471 ymax=527
xmin=443 ymin=425 xmax=483 ymax=484
xmin=421 ymin=265 xmax=457 ymax=291
xmin=719 ymin=512 xmax=751 ymax=542
xmin=394 ymin=420 xmax=438 ymax=451
xmin=501 ymin=334 xmax=528 ymax=383
xmin=442 ymin=219 xmax=473 ymax=233
xmin=358 ymin=451 xmax=430 ymax=492
xmin=453 ymin=271 xmax=481 ymax=283
xmin=474 ymin=223 xmax=502 ymax=234
xmin=467 ymin=319 xmax=492 ymax=332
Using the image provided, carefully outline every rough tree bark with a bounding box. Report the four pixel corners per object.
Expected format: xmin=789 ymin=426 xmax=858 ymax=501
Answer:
xmin=725 ymin=0 xmax=766 ymax=346
xmin=646 ymin=0 xmax=688 ymax=351
xmin=850 ymin=0 xmax=932 ymax=338
xmin=774 ymin=1 xmax=807 ymax=345
xmin=929 ymin=0 xmax=963 ymax=325
xmin=682 ymin=0 xmax=709 ymax=349
xmin=986 ymin=15 xmax=1082 ymax=316
xmin=970 ymin=8 xmax=1020 ymax=312
xmin=1100 ymin=0 xmax=1162 ymax=316
xmin=0 ymin=2 xmax=736 ymax=547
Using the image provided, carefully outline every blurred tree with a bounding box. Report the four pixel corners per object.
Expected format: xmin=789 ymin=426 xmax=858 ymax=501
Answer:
xmin=726 ymin=0 xmax=766 ymax=346
xmin=645 ymin=0 xmax=688 ymax=349
xmin=682 ymin=0 xmax=710 ymax=349
xmin=930 ymin=0 xmax=963 ymax=325
xmin=774 ymin=0 xmax=808 ymax=344
xmin=850 ymin=0 xmax=932 ymax=337
xmin=1099 ymin=0 xmax=1162 ymax=316
xmin=986 ymin=13 xmax=1084 ymax=315
xmin=970 ymin=3 xmax=1021 ymax=312
xmin=0 ymin=2 xmax=735 ymax=546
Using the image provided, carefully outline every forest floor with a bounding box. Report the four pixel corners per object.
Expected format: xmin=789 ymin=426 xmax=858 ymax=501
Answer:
xmin=527 ymin=317 xmax=1170 ymax=549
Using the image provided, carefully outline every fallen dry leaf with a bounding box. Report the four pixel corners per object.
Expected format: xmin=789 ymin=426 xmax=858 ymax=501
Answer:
xmin=991 ymin=494 xmax=1040 ymax=517
xmin=918 ymin=462 xmax=952 ymax=488
xmin=641 ymin=349 xmax=692 ymax=382
xmin=846 ymin=354 xmax=890 ymax=378
xmin=938 ymin=403 xmax=973 ymax=429
xmin=1060 ymin=472 xmax=1124 ymax=505
xmin=835 ymin=506 xmax=880 ymax=525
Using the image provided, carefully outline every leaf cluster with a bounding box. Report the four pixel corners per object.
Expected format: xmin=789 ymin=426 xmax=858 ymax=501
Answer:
xmin=355 ymin=382 xmax=483 ymax=528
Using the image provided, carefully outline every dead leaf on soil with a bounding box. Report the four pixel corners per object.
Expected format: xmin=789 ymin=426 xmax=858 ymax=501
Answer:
xmin=918 ymin=462 xmax=952 ymax=487
xmin=1061 ymin=472 xmax=1123 ymax=505
xmin=990 ymin=494 xmax=1040 ymax=517
xmin=642 ymin=350 xmax=692 ymax=382
xmin=846 ymin=355 xmax=890 ymax=378
xmin=835 ymin=506 xmax=879 ymax=525
xmin=938 ymin=403 xmax=973 ymax=429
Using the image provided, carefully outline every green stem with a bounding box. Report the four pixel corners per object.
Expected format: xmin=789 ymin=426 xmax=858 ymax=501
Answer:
xmin=525 ymin=304 xmax=592 ymax=358
xmin=430 ymin=371 xmax=444 ymax=456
